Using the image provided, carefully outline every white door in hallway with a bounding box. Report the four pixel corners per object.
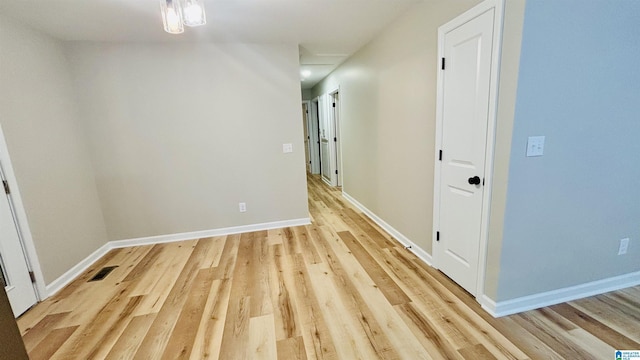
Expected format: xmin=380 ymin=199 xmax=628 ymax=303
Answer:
xmin=330 ymin=91 xmax=341 ymax=187
xmin=318 ymin=95 xmax=332 ymax=183
xmin=302 ymin=103 xmax=311 ymax=173
xmin=434 ymin=7 xmax=496 ymax=296
xmin=0 ymin=166 xmax=37 ymax=316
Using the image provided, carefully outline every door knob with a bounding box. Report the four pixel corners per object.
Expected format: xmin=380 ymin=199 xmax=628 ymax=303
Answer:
xmin=468 ymin=176 xmax=481 ymax=185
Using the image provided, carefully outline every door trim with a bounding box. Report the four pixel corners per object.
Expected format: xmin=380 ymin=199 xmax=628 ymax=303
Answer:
xmin=302 ymin=100 xmax=315 ymax=174
xmin=327 ymin=86 xmax=342 ymax=187
xmin=433 ymin=0 xmax=505 ymax=298
xmin=0 ymin=125 xmax=45 ymax=301
xmin=310 ymin=98 xmax=321 ymax=175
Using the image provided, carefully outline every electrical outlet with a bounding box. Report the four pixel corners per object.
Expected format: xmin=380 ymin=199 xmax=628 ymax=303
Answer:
xmin=618 ymin=238 xmax=629 ymax=255
xmin=526 ymin=136 xmax=545 ymax=157
xmin=283 ymin=143 xmax=293 ymax=153
xmin=239 ymin=202 xmax=246 ymax=213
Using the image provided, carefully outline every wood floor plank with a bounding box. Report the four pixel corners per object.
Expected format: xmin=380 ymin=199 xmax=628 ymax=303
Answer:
xmin=308 ymin=227 xmax=407 ymax=359
xmin=249 ymin=314 xmax=278 ymax=360
xmin=395 ymin=302 xmax=461 ymax=360
xmin=51 ymin=289 xmax=143 ymax=359
xmin=306 ymin=261 xmax=380 ymax=360
xmin=458 ymin=344 xmax=497 ymax=360
xmin=161 ymin=268 xmax=216 ymax=360
xmin=316 ymin=227 xmax=433 ymax=359
xmin=217 ymin=234 xmax=254 ymax=360
xmin=569 ymin=295 xmax=640 ymax=343
xmin=293 ymin=226 xmax=323 ymax=265
xmin=84 ymin=295 xmax=144 ymax=359
xmin=268 ymin=244 xmax=301 ymax=341
xmin=511 ymin=311 xmax=597 ymax=360
xmin=277 ymin=336 xmax=308 ymax=360
xmin=282 ymin=227 xmax=300 ymax=255
xmin=218 ymin=296 xmax=250 ymax=360
xmin=268 ymin=229 xmax=285 ymax=246
xmin=104 ymin=314 xmax=156 ymax=360
xmin=30 ymin=326 xmax=79 ymax=360
xmin=342 ymin=207 xmax=396 ymax=249
xmin=289 ymin=253 xmax=338 ymax=360
xmin=131 ymin=240 xmax=198 ymax=314
xmin=122 ymin=244 xmax=164 ymax=282
xmin=133 ymin=239 xmax=214 ymax=359
xmin=189 ymin=278 xmax=233 ymax=360
xmin=564 ymin=328 xmax=614 ymax=359
xmin=389 ymin=248 xmax=528 ymax=359
xmin=19 ymin=174 xmax=640 ymax=360
xmin=21 ymin=312 xmax=69 ymax=352
xmin=605 ymin=291 xmax=640 ymax=314
xmin=198 ymin=236 xmax=227 ymax=269
xmin=250 ymin=232 xmax=274 ymax=318
xmin=211 ymin=234 xmax=241 ymax=280
xmin=549 ymin=302 xmax=640 ymax=350
xmin=337 ymin=230 xmax=411 ymax=306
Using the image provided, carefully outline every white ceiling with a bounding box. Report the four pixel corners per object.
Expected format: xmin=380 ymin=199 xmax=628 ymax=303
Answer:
xmin=0 ymin=0 xmax=420 ymax=89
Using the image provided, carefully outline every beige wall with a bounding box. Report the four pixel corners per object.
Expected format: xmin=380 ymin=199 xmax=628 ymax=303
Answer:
xmin=66 ymin=43 xmax=309 ymax=240
xmin=483 ymin=0 xmax=526 ymax=300
xmin=311 ymin=0 xmax=480 ymax=253
xmin=0 ymin=17 xmax=109 ymax=284
xmin=301 ymin=89 xmax=314 ymax=101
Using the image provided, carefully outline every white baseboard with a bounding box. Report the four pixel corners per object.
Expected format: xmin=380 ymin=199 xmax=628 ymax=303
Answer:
xmin=45 ymin=218 xmax=310 ymax=298
xmin=110 ymin=218 xmax=310 ymax=249
xmin=45 ymin=243 xmax=112 ymax=297
xmin=342 ymin=191 xmax=432 ymax=266
xmin=479 ymin=270 xmax=640 ymax=317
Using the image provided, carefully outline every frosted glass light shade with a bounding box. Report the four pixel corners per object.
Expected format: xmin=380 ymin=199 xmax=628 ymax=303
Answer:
xmin=160 ymin=0 xmax=184 ymax=34
xmin=182 ymin=0 xmax=206 ymax=27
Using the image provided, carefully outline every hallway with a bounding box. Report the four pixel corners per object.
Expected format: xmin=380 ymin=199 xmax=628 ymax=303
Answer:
xmin=16 ymin=175 xmax=640 ymax=359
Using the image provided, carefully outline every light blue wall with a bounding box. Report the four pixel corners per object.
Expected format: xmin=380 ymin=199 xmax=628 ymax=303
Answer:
xmin=497 ymin=0 xmax=640 ymax=300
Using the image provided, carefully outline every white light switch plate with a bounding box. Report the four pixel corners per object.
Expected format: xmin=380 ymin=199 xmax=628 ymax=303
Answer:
xmin=283 ymin=143 xmax=293 ymax=153
xmin=526 ymin=136 xmax=545 ymax=157
xmin=618 ymin=238 xmax=629 ymax=255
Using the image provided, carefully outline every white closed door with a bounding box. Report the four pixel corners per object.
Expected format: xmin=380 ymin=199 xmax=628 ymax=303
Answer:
xmin=302 ymin=103 xmax=311 ymax=173
xmin=434 ymin=8 xmax=495 ymax=295
xmin=0 ymin=170 xmax=37 ymax=316
xmin=330 ymin=92 xmax=341 ymax=187
xmin=319 ymin=96 xmax=332 ymax=183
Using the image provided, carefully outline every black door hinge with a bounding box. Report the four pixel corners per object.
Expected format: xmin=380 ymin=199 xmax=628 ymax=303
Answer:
xmin=335 ymin=170 xmax=338 ymax=175
xmin=439 ymin=150 xmax=442 ymax=161
xmin=2 ymin=180 xmax=10 ymax=195
xmin=332 ymin=103 xmax=336 ymax=108
xmin=29 ymin=271 xmax=36 ymax=283
xmin=334 ymin=137 xmax=337 ymax=142
xmin=441 ymin=58 xmax=446 ymax=70
xmin=436 ymin=231 xmax=440 ymax=241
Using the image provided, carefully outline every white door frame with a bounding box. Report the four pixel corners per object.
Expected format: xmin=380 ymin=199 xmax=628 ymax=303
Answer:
xmin=301 ymin=100 xmax=313 ymax=173
xmin=309 ymin=99 xmax=321 ymax=175
xmin=432 ymin=0 xmax=505 ymax=299
xmin=0 ymin=125 xmax=46 ymax=301
xmin=328 ymin=87 xmax=342 ymax=187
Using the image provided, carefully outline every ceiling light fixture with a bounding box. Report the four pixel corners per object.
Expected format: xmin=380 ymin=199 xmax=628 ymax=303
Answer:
xmin=160 ymin=0 xmax=206 ymax=35
xmin=301 ymin=70 xmax=312 ymax=78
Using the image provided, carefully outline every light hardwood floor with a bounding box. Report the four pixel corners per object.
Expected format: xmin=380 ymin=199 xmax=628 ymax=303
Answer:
xmin=18 ymin=175 xmax=640 ymax=359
